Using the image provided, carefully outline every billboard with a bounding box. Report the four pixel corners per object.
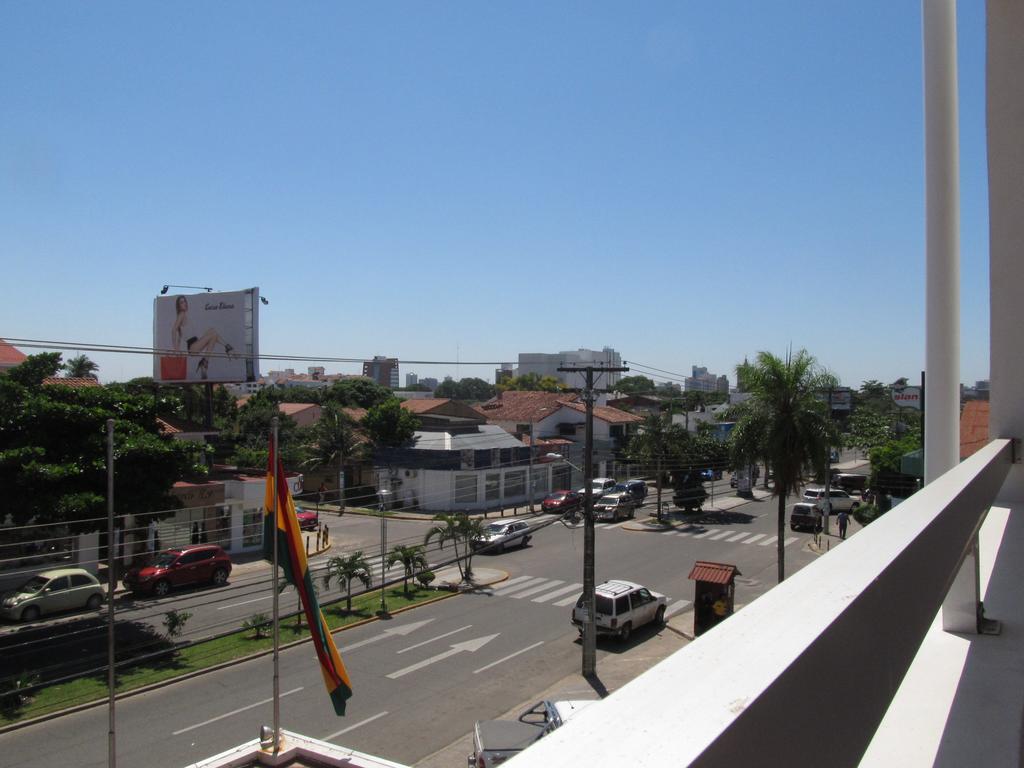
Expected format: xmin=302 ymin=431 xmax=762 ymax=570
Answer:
xmin=891 ymin=386 xmax=922 ymax=410
xmin=153 ymin=288 xmax=260 ymax=384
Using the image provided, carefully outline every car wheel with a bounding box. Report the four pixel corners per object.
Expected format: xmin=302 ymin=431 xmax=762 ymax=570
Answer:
xmin=522 ymin=535 xmax=531 ymax=548
xmin=86 ymin=593 xmax=103 ymax=610
xmin=153 ymin=579 xmax=171 ymax=597
xmin=21 ymin=605 xmax=41 ymax=622
xmin=655 ymin=605 xmax=666 ymax=624
xmin=790 ymin=523 xmax=797 ymax=531
xmin=497 ymin=541 xmax=505 ymax=554
xmin=618 ymin=622 xmax=632 ymax=643
xmin=211 ymin=568 xmax=229 ymax=586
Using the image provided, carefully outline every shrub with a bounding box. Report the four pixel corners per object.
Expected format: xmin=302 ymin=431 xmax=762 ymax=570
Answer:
xmin=852 ymin=503 xmax=884 ymax=527
xmin=416 ymin=570 xmax=435 ymax=589
xmin=163 ymin=609 xmax=193 ymax=640
xmin=243 ymin=612 xmax=271 ymax=639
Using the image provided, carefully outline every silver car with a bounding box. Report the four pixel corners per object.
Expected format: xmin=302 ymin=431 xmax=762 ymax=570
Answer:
xmin=594 ymin=492 xmax=636 ymax=522
xmin=1 ymin=567 xmax=105 ymax=622
xmin=471 ymin=521 xmax=532 ymax=554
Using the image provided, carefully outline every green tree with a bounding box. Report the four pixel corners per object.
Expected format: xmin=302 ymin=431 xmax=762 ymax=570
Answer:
xmin=386 ymin=544 xmax=428 ymax=596
xmin=496 ymin=373 xmax=564 ymax=392
xmin=624 ymin=414 xmax=688 ymax=521
xmin=322 ymin=378 xmax=393 ymax=409
xmin=0 ymin=355 xmax=208 ymax=532
xmin=614 ymin=376 xmax=657 ymax=396
xmin=424 ymin=514 xmax=464 ymax=580
xmin=364 ymin=398 xmax=420 ymax=448
xmin=731 ymin=350 xmax=837 ymax=582
xmin=322 ymin=551 xmax=373 ymax=612
xmin=455 ymin=515 xmax=486 ymax=580
xmin=301 ymin=404 xmax=365 ymax=506
xmin=63 ymin=354 xmax=99 ymax=379
xmin=434 ymin=377 xmax=496 ymax=401
xmin=230 ymin=388 xmax=304 ymax=468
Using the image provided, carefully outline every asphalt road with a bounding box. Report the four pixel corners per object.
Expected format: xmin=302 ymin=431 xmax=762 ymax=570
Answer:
xmin=0 ymin=491 xmax=828 ymax=768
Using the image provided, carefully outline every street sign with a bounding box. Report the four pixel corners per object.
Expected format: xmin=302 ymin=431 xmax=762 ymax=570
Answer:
xmin=892 ymin=386 xmax=923 ymax=410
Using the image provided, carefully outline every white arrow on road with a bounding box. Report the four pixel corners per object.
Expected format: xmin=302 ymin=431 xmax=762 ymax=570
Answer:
xmin=386 ymin=634 xmax=500 ymax=679
xmin=342 ymin=619 xmax=437 ymax=651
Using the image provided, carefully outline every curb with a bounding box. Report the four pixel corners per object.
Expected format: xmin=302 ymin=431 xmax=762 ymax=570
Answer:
xmin=0 ymin=588 xmax=460 ymax=735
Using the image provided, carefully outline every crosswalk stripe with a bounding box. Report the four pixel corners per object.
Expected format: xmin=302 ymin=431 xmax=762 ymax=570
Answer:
xmin=553 ymin=593 xmax=583 ymax=607
xmin=742 ymin=533 xmax=766 ymax=545
xmin=708 ymin=531 xmax=732 ymax=541
xmin=489 ymin=575 xmax=534 ymax=593
xmin=691 ymin=530 xmax=715 ymax=539
xmin=509 ymin=579 xmax=565 ymax=599
xmin=492 ymin=576 xmax=549 ymax=596
xmin=532 ymin=583 xmax=582 ymax=603
xmin=759 ymin=536 xmax=779 ymax=546
xmin=725 ymin=532 xmax=750 ymax=542
xmin=664 ymin=600 xmax=692 ymax=618
xmin=783 ymin=537 xmax=799 ymax=547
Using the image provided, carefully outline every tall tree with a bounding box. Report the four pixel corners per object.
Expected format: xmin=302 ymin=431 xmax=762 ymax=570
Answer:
xmin=614 ymin=376 xmax=657 ymax=396
xmin=434 ymin=377 xmax=496 ymax=401
xmin=302 ymin=404 xmax=366 ymax=505
xmin=63 ymin=354 xmax=99 ymax=379
xmin=322 ymin=378 xmax=393 ymax=409
xmin=496 ymin=373 xmax=564 ymax=392
xmin=364 ymin=398 xmax=420 ymax=448
xmin=624 ymin=414 xmax=688 ymax=521
xmin=731 ymin=350 xmax=837 ymax=582
xmin=386 ymin=544 xmax=428 ymax=596
xmin=322 ymin=551 xmax=373 ymax=612
xmin=424 ymin=514 xmax=465 ymax=580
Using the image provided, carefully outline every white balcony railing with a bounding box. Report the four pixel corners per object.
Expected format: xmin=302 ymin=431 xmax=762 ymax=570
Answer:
xmin=514 ymin=438 xmax=1016 ymax=767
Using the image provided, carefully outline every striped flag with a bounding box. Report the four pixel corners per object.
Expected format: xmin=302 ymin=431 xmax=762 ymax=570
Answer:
xmin=263 ymin=439 xmax=352 ymax=715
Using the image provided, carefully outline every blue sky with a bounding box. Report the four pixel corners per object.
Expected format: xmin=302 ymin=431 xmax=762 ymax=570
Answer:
xmin=0 ymin=3 xmax=990 ymax=390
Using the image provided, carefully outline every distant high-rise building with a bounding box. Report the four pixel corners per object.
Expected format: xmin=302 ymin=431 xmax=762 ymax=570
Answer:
xmin=685 ymin=365 xmax=729 ymax=393
xmin=308 ymin=366 xmax=325 ymax=380
xmin=516 ymin=347 xmax=623 ymax=388
xmin=406 ymin=372 xmax=419 ymax=388
xmin=362 ymin=356 xmax=399 ymax=389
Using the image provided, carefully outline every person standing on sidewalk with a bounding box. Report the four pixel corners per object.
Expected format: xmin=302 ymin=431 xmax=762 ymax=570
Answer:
xmin=838 ymin=509 xmax=849 ymax=540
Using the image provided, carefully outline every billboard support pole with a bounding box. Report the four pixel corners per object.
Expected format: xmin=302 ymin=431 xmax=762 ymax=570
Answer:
xmin=204 ymin=383 xmax=214 ymax=431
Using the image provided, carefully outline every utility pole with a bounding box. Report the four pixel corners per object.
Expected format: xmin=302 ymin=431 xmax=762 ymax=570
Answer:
xmin=527 ymin=418 xmax=535 ymax=512
xmin=823 ymin=387 xmax=834 ymax=536
xmin=559 ymin=363 xmax=628 ymax=678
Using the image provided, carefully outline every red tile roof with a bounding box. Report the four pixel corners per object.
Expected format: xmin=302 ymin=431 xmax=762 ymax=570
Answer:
xmin=562 ymin=401 xmax=644 ymax=425
xmin=157 ymin=416 xmax=218 ymax=435
xmin=475 ymin=391 xmax=581 ymax=421
xmin=278 ymin=402 xmax=319 ymax=416
xmin=0 ymin=339 xmax=27 ymax=367
xmin=400 ymin=398 xmax=453 ymax=414
xmin=687 ymin=561 xmax=742 ymax=584
xmin=42 ymin=377 xmax=102 ymax=388
xmin=960 ymin=400 xmax=990 ymax=460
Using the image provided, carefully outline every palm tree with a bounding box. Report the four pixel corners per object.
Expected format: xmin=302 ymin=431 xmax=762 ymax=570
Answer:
xmin=625 ymin=413 xmax=688 ymax=521
xmin=425 ymin=514 xmax=464 ymax=580
xmin=386 ymin=544 xmax=428 ymax=596
xmin=322 ymin=551 xmax=372 ymax=612
xmin=302 ymin=404 xmax=364 ymax=512
xmin=64 ymin=354 xmax=99 ymax=379
xmin=455 ymin=516 xmax=486 ymax=581
xmin=732 ymin=350 xmax=837 ymax=583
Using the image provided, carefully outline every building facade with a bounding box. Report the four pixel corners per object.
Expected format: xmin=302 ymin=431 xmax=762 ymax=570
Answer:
xmin=362 ymin=356 xmax=400 ymax=388
xmin=516 ymin=347 xmax=624 ymax=388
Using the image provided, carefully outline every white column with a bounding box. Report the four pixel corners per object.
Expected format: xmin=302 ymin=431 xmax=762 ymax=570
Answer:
xmin=923 ymin=0 xmax=971 ymax=633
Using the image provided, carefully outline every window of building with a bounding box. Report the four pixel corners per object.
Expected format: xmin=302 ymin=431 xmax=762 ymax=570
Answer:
xmin=485 ymin=473 xmax=500 ymax=502
xmin=505 ymin=470 xmax=526 ymax=498
xmin=454 ymin=474 xmax=478 ymax=504
xmin=243 ymin=507 xmax=262 ymax=547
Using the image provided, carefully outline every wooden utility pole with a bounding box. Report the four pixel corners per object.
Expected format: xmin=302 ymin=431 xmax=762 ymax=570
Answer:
xmin=559 ymin=363 xmax=628 ymax=677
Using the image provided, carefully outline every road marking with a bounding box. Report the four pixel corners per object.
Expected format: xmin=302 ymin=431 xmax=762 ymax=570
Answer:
xmin=725 ymin=531 xmax=751 ymax=542
xmin=489 ymin=575 xmax=534 ymax=593
xmin=217 ymin=594 xmax=274 ymax=610
xmin=343 ymin=619 xmax=436 ymax=651
xmin=784 ymin=537 xmax=799 ymax=547
xmin=473 ymin=641 xmax=545 ymax=674
xmin=323 ymin=711 xmax=389 ymax=741
xmin=742 ymin=533 xmax=766 ymax=545
xmin=759 ymin=536 xmax=779 ymax=546
xmin=664 ymin=600 xmax=692 ymax=618
xmin=387 ymin=634 xmax=499 ymax=679
xmin=173 ymin=687 xmax=303 ymax=735
xmin=397 ymin=625 xmax=471 ymax=654
xmin=531 ymin=583 xmax=582 ymax=603
xmin=508 ymin=579 xmax=565 ymax=599
xmin=552 ymin=593 xmax=582 ymax=607
xmin=691 ymin=530 xmax=715 ymax=539
xmin=492 ymin=576 xmax=548 ymax=596
xmin=708 ymin=531 xmax=733 ymax=541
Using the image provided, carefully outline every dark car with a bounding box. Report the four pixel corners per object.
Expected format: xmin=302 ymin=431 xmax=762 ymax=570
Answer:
xmin=624 ymin=479 xmax=648 ymax=502
xmin=124 ymin=544 xmax=232 ymax=597
xmin=541 ymin=490 xmax=583 ymax=515
xmin=295 ymin=506 xmax=319 ymax=531
xmin=789 ymin=502 xmax=823 ymax=532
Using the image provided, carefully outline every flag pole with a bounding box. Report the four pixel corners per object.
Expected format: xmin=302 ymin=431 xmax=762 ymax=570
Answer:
xmin=271 ymin=416 xmax=281 ymax=753
xmin=106 ymin=419 xmax=116 ymax=768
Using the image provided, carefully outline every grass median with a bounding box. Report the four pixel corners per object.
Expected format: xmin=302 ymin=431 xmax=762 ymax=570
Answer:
xmin=1 ymin=585 xmax=451 ymax=728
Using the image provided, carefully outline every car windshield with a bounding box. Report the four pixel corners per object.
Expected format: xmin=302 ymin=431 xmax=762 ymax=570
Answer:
xmin=547 ymin=492 xmax=567 ymax=500
xmin=153 ymin=552 xmax=179 ymax=567
xmin=484 ymin=524 xmax=506 ymax=535
xmin=16 ymin=576 xmax=49 ymax=594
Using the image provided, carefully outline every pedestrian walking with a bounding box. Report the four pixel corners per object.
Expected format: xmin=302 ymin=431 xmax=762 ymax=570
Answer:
xmin=838 ymin=509 xmax=849 ymax=540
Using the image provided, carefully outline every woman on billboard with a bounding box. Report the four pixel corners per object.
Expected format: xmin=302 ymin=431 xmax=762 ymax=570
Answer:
xmin=171 ymin=295 xmax=235 ymax=379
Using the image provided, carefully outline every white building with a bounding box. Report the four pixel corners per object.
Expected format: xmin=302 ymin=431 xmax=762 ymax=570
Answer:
xmin=516 ymin=347 xmax=624 ymax=388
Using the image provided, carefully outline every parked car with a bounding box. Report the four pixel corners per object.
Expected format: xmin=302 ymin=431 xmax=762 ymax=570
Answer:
xmin=624 ymin=479 xmax=649 ymax=501
xmin=699 ymin=468 xmax=724 ymax=481
xmin=571 ymin=579 xmax=667 ymax=641
xmin=123 ymin=544 xmax=233 ymax=597
xmin=577 ymin=477 xmax=617 ymax=498
xmin=789 ymin=502 xmax=823 ymax=532
xmin=594 ymin=492 xmax=636 ymax=522
xmin=295 ymin=506 xmax=319 ymax=531
xmin=471 ymin=521 xmax=532 ymax=553
xmin=541 ymin=490 xmax=583 ymax=515
xmin=802 ymin=487 xmax=860 ymax=514
xmin=468 ymin=699 xmax=597 ymax=768
xmin=0 ymin=568 xmax=105 ymax=622
xmin=832 ymin=473 xmax=868 ymax=494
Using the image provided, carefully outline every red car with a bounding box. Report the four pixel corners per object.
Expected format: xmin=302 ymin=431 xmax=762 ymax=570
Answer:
xmin=295 ymin=506 xmax=319 ymax=531
xmin=542 ymin=490 xmax=583 ymax=515
xmin=124 ymin=544 xmax=232 ymax=597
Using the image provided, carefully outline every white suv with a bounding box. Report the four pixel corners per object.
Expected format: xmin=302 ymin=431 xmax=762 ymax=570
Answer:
xmin=802 ymin=487 xmax=859 ymax=514
xmin=571 ymin=579 xmax=667 ymax=642
xmin=577 ymin=477 xmax=617 ymax=498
